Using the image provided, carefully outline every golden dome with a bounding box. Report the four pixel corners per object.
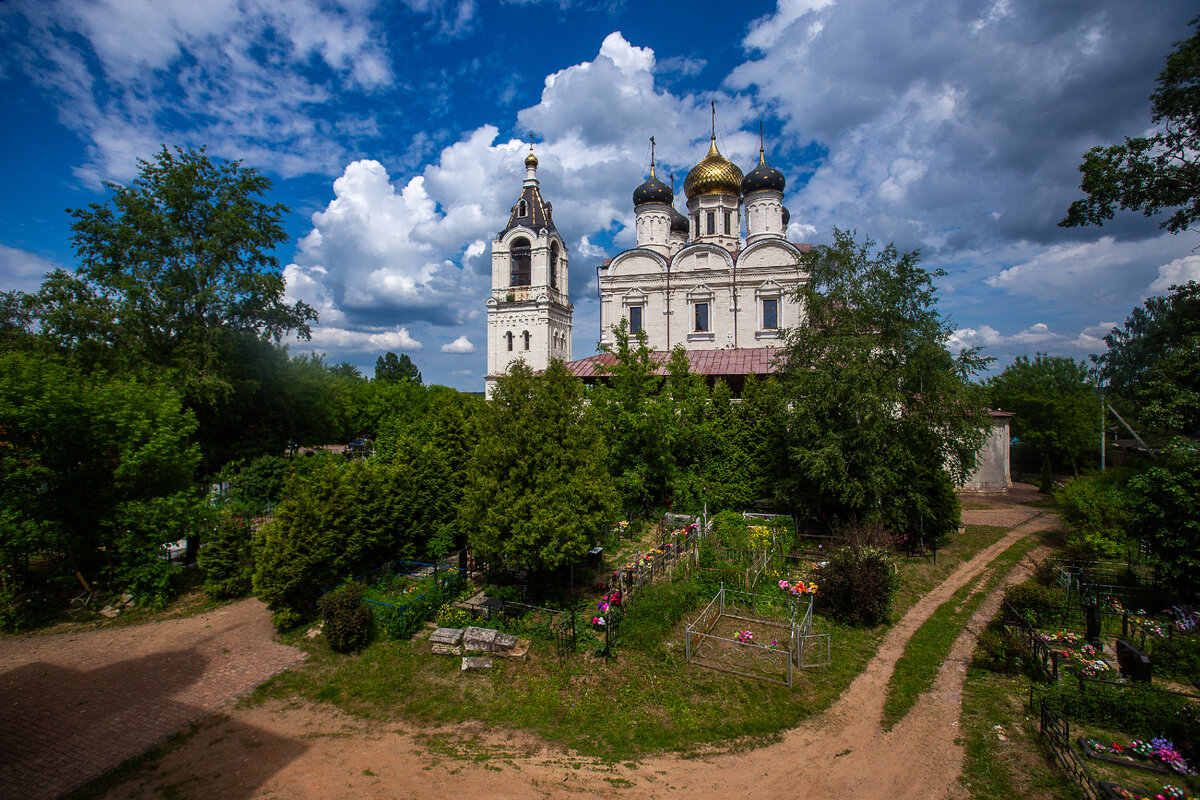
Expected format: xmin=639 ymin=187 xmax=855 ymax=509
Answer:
xmin=525 ymin=150 xmax=538 ymax=168
xmin=684 ymin=137 xmax=744 ymax=200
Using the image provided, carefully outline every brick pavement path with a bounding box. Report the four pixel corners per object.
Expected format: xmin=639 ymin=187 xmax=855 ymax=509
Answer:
xmin=0 ymin=598 xmax=306 ymax=800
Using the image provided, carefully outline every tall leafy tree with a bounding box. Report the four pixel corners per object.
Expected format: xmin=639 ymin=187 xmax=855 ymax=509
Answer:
xmin=34 ymin=146 xmax=316 ymax=405
xmin=459 ymin=361 xmax=618 ymax=578
xmin=374 ymin=351 xmax=422 ymax=384
xmin=1061 ymin=18 xmax=1200 ymax=234
xmin=1127 ymin=439 xmax=1200 ymax=597
xmin=988 ymin=353 xmax=1098 ymax=478
xmin=777 ymin=229 xmax=990 ymax=537
xmin=0 ymin=351 xmax=199 ymax=594
xmin=1094 ymin=281 xmax=1200 ymax=436
xmin=590 ymin=322 xmax=680 ymax=515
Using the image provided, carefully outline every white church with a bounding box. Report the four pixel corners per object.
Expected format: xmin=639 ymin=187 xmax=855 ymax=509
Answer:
xmin=487 ymin=127 xmax=808 ymax=397
xmin=482 ymin=128 xmax=1011 ymax=493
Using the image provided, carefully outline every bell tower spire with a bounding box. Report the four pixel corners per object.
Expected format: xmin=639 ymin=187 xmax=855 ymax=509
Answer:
xmin=486 ymin=143 xmax=573 ymax=397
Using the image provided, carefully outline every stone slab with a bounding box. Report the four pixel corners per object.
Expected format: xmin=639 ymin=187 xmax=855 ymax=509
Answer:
xmin=494 ymin=632 xmax=518 ymax=650
xmin=463 ymin=626 xmax=499 ymax=651
xmin=430 ymin=627 xmax=464 ymax=646
xmin=494 ymin=639 xmax=530 ymax=660
xmin=431 ymin=643 xmax=462 ymax=656
xmin=461 ymin=656 xmax=493 ymax=671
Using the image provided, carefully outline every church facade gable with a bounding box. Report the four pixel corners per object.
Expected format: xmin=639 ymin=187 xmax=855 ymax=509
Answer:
xmin=596 ymin=131 xmax=808 ymax=356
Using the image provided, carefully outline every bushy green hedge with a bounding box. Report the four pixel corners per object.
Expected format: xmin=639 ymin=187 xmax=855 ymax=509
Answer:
xmin=252 ymin=456 xmax=456 ymax=630
xmin=1055 ymin=471 xmax=1131 ymax=559
xmin=321 ymin=581 xmax=374 ymax=653
xmin=1003 ymin=582 xmax=1068 ymax=627
xmin=200 ymin=513 xmax=253 ymax=599
xmin=973 ymin=624 xmax=1033 ymax=675
xmin=819 ymin=543 xmax=898 ymax=625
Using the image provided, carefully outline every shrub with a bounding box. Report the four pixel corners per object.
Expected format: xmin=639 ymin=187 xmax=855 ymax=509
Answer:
xmin=891 ymin=463 xmax=961 ymax=551
xmin=1003 ymin=581 xmax=1066 ymax=627
xmin=1055 ymin=472 xmax=1131 ymax=558
xmin=436 ymin=603 xmax=473 ymax=628
xmin=819 ymin=539 xmax=898 ymax=625
xmin=973 ymin=624 xmax=1030 ymax=675
xmin=321 ymin=581 xmax=374 ymax=653
xmin=712 ymin=510 xmax=751 ymax=550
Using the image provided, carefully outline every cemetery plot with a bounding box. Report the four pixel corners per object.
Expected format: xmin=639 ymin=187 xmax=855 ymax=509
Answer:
xmin=1019 ymin=563 xmax=1200 ymax=799
xmin=685 ymin=588 xmax=829 ymax=687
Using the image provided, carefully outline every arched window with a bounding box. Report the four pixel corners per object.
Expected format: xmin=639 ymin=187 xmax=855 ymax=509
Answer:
xmin=550 ymin=242 xmax=559 ymax=289
xmin=522 ymin=331 xmax=531 ymax=350
xmin=505 ymin=331 xmax=514 ymax=351
xmin=510 ymin=237 xmax=531 ymax=286
xmin=518 ymin=199 xmax=528 ymax=217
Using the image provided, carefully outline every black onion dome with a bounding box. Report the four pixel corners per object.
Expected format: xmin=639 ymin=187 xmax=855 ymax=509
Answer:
xmin=742 ymin=151 xmax=786 ymax=194
xmin=633 ymin=172 xmax=673 ymax=207
xmin=669 ymin=206 xmax=689 ymax=234
xmin=782 ymin=207 xmax=791 ymax=227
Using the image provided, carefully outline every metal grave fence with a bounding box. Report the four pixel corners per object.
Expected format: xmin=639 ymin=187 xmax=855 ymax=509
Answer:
xmin=685 ymin=587 xmax=829 ymax=687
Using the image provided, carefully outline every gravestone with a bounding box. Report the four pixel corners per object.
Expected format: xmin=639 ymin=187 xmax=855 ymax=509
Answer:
xmin=1085 ymin=603 xmax=1102 ymax=648
xmin=1115 ymin=639 xmax=1152 ymax=683
xmin=461 ymin=656 xmax=493 ymax=671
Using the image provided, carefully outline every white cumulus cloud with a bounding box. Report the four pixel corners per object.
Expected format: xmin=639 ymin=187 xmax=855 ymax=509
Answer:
xmin=441 ymin=335 xmax=475 ymax=353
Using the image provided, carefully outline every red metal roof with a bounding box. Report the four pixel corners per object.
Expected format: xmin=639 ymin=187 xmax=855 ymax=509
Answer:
xmin=563 ymin=347 xmax=785 ymax=379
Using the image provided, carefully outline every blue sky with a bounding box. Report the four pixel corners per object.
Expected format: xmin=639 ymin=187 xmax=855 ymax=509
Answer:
xmin=2 ymin=0 xmax=1197 ymax=391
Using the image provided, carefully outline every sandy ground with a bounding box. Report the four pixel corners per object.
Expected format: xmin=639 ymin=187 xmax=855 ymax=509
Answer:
xmin=90 ymin=509 xmax=1056 ymax=800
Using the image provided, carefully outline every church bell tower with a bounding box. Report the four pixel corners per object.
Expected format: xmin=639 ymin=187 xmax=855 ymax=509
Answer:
xmin=485 ymin=142 xmax=573 ymax=397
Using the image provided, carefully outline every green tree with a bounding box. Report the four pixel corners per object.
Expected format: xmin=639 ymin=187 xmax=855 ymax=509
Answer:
xmin=1127 ymin=439 xmax=1200 ymax=597
xmin=988 ymin=353 xmax=1098 ymax=480
xmin=253 ymin=452 xmax=456 ymax=629
xmin=0 ymin=350 xmax=199 ymax=594
xmin=590 ymin=322 xmax=682 ymax=515
xmin=200 ymin=512 xmax=254 ymax=599
xmin=374 ymin=351 xmax=422 ymax=384
xmin=329 ymin=362 xmax=364 ymax=380
xmin=1095 ymin=281 xmax=1200 ymax=436
xmin=1061 ymin=19 xmax=1200 ymax=234
xmin=35 ymin=146 xmax=316 ymax=401
xmin=777 ymin=229 xmax=990 ymax=536
xmin=459 ymin=361 xmax=618 ymax=578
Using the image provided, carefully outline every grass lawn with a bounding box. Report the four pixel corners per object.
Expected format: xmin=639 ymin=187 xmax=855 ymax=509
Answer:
xmin=958 ymin=669 xmax=1076 ymax=800
xmin=247 ymin=523 xmax=1023 ymax=762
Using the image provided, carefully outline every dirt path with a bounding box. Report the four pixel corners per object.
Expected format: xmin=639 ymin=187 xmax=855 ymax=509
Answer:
xmin=88 ymin=511 xmax=1057 ymax=800
xmin=0 ymin=598 xmax=306 ymax=800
